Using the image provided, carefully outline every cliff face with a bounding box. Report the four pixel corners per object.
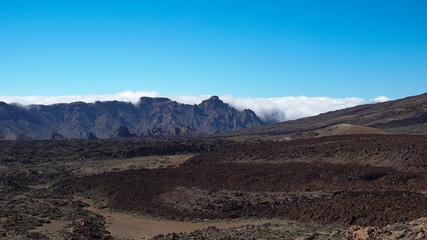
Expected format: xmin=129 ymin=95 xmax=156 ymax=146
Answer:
xmin=0 ymin=96 xmax=265 ymax=139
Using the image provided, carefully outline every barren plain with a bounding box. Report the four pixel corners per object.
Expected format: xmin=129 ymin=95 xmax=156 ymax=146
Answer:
xmin=1 ymin=133 xmax=426 ymax=239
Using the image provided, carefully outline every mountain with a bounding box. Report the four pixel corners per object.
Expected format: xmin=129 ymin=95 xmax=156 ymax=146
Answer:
xmin=0 ymin=96 xmax=265 ymax=139
xmin=226 ymin=92 xmax=427 ymax=138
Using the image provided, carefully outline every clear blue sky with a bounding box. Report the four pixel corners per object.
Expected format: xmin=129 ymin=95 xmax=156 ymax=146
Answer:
xmin=1 ymin=0 xmax=426 ymax=99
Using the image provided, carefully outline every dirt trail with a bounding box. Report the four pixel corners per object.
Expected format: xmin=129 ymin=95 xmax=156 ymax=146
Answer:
xmin=79 ymin=198 xmax=270 ymax=239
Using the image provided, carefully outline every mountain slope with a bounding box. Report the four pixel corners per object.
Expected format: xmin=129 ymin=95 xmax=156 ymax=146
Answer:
xmin=226 ymin=92 xmax=427 ymax=138
xmin=292 ymin=124 xmax=393 ymax=139
xmin=0 ymin=96 xmax=264 ymax=139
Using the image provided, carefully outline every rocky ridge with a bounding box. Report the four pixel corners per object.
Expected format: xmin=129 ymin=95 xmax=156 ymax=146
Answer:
xmin=0 ymin=96 xmax=264 ymax=139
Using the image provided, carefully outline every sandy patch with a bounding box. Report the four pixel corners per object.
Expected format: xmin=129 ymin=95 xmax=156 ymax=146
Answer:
xmin=103 ymin=213 xmax=267 ymax=239
xmin=78 ymin=198 xmax=269 ymax=239
xmin=29 ymin=183 xmax=52 ymax=189
xmin=30 ymin=219 xmax=70 ymax=235
xmin=103 ymin=211 xmax=268 ymax=239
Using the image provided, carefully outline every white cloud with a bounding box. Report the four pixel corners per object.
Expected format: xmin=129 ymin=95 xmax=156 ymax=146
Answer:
xmin=0 ymin=90 xmax=391 ymax=123
xmin=374 ymin=96 xmax=391 ymax=102
xmin=168 ymin=94 xmax=212 ymax=105
xmin=0 ymin=90 xmax=161 ymax=106
xmin=221 ymin=95 xmax=390 ymax=122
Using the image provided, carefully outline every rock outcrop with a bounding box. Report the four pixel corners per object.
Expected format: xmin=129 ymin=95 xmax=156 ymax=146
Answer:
xmin=110 ymin=125 xmax=136 ymax=138
xmin=50 ymin=132 xmax=65 ymax=140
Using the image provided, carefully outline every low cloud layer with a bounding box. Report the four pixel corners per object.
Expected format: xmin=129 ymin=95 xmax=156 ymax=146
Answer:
xmin=221 ymin=96 xmax=391 ymax=122
xmin=0 ymin=90 xmax=390 ymax=123
xmin=0 ymin=90 xmax=161 ymax=106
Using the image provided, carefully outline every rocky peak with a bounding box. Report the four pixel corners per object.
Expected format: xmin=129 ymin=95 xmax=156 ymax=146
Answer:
xmin=139 ymin=97 xmax=173 ymax=106
xmin=209 ymin=96 xmax=220 ymax=101
xmin=199 ymin=96 xmax=228 ymax=110
xmin=138 ymin=97 xmax=155 ymax=106
xmin=153 ymin=97 xmax=173 ymax=104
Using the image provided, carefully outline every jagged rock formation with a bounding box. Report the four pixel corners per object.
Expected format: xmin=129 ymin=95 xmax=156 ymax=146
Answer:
xmin=110 ymin=125 xmax=136 ymax=138
xmin=109 ymin=125 xmax=202 ymax=138
xmin=181 ymin=126 xmax=200 ymax=136
xmin=143 ymin=127 xmax=171 ymax=137
xmin=173 ymin=126 xmax=201 ymax=136
xmin=0 ymin=96 xmax=265 ymax=139
xmin=50 ymin=132 xmax=65 ymax=140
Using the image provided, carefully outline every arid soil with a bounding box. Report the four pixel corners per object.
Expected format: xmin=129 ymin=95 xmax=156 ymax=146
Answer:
xmin=185 ymin=134 xmax=427 ymax=172
xmin=77 ymin=197 xmax=272 ymax=239
xmin=0 ymin=138 xmax=221 ymax=239
xmin=152 ymin=222 xmax=348 ymax=240
xmin=153 ymin=218 xmax=427 ymax=240
xmin=293 ymin=123 xmax=393 ymax=138
xmin=0 ymin=138 xmax=236 ymax=164
xmin=56 ymin=160 xmax=427 ymax=227
xmin=1 ymin=134 xmax=426 ymax=239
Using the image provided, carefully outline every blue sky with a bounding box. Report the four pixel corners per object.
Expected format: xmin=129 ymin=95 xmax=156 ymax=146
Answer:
xmin=1 ymin=0 xmax=426 ymax=99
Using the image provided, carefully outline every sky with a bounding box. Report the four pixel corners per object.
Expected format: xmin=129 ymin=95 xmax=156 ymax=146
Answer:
xmin=0 ymin=1 xmax=426 ymax=121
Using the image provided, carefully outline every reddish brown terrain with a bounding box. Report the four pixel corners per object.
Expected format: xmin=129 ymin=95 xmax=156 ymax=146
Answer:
xmin=55 ymin=134 xmax=427 ymax=229
xmin=185 ymin=134 xmax=427 ymax=172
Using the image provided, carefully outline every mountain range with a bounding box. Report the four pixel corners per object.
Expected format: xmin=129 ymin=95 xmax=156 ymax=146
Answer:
xmin=0 ymin=96 xmax=264 ymax=139
xmin=1 ymin=92 xmax=426 ymax=140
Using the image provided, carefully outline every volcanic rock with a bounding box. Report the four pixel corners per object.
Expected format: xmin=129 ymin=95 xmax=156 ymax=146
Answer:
xmin=111 ymin=125 xmax=136 ymax=138
xmin=50 ymin=132 xmax=65 ymax=140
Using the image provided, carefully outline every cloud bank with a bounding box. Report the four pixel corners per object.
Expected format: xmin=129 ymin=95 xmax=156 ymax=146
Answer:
xmin=0 ymin=90 xmax=391 ymax=123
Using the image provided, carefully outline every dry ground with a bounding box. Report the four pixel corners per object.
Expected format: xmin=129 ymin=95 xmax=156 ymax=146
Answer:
xmin=2 ymin=134 xmax=426 ymax=239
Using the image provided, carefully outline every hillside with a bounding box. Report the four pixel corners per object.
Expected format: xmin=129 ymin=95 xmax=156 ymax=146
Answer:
xmin=0 ymin=96 xmax=264 ymax=139
xmin=292 ymin=124 xmax=392 ymax=139
xmin=226 ymin=92 xmax=427 ymax=138
xmin=184 ymin=134 xmax=427 ymax=172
